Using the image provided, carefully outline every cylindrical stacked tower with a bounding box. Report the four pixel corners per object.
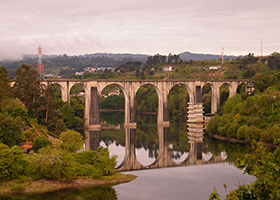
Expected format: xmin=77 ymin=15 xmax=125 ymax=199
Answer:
xmin=187 ymin=102 xmax=204 ymax=143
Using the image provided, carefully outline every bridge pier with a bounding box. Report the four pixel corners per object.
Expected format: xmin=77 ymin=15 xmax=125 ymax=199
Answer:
xmin=85 ymin=87 xmax=100 ymax=150
xmin=153 ymin=126 xmax=174 ymax=168
xmin=116 ymin=128 xmax=142 ymax=171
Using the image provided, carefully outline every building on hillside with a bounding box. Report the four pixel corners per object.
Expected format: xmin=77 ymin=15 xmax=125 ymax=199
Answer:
xmin=245 ymin=83 xmax=255 ymax=95
xmin=19 ymin=144 xmax=32 ymax=154
xmin=100 ymin=94 xmax=108 ymax=98
xmin=208 ymin=66 xmax=221 ymax=70
xmin=163 ymin=66 xmax=173 ymax=72
xmin=108 ymin=90 xmax=120 ymax=96
xmin=84 ymin=67 xmax=97 ymax=73
xmin=75 ymin=71 xmax=86 ymax=76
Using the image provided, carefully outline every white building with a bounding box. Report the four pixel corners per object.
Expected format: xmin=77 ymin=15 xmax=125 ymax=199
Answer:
xmin=208 ymin=66 xmax=221 ymax=70
xmin=163 ymin=66 xmax=173 ymax=72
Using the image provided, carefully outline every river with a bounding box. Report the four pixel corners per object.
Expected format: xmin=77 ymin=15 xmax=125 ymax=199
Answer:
xmin=1 ymin=113 xmax=255 ymax=200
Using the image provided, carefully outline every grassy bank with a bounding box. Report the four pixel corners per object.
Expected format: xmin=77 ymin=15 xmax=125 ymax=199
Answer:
xmin=0 ymin=173 xmax=137 ymax=195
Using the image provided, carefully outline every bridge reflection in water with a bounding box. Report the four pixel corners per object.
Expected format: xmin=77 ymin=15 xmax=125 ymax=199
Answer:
xmin=84 ymin=122 xmax=226 ymax=172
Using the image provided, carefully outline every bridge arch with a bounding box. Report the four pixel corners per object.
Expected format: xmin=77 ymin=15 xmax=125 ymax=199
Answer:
xmin=45 ymin=81 xmax=68 ymax=102
xmin=134 ymin=82 xmax=162 ymax=100
xmin=69 ymin=82 xmax=88 ymax=97
xmin=168 ymin=82 xmax=194 ymax=103
xmin=167 ymin=83 xmax=190 ymax=123
xmin=202 ymin=83 xmax=212 ymax=114
xmin=97 ymin=82 xmax=130 ymax=125
xmin=134 ymin=83 xmax=163 ymax=123
xmin=219 ymin=83 xmax=230 ymax=107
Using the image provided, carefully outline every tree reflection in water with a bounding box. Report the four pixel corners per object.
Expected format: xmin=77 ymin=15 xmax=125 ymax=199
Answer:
xmin=0 ymin=186 xmax=117 ymax=200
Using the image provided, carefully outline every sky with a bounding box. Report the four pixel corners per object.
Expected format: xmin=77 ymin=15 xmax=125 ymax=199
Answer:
xmin=1 ymin=0 xmax=280 ymax=59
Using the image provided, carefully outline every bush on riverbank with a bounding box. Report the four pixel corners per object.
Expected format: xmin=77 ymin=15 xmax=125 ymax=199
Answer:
xmin=0 ymin=143 xmax=27 ymax=181
xmin=0 ymin=143 xmax=117 ymax=181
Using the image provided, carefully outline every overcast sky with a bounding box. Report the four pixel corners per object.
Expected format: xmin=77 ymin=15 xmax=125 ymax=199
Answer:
xmin=1 ymin=0 xmax=279 ymax=59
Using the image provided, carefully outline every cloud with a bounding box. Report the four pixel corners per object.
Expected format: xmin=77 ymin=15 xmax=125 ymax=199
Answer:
xmin=0 ymin=0 xmax=279 ymax=59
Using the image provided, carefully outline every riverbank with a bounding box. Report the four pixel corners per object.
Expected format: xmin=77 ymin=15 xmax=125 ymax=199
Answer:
xmin=208 ymin=132 xmax=279 ymax=148
xmin=0 ymin=173 xmax=137 ymax=195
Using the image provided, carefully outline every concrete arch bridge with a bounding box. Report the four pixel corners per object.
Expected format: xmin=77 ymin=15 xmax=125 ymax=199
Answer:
xmin=42 ymin=79 xmax=248 ymax=150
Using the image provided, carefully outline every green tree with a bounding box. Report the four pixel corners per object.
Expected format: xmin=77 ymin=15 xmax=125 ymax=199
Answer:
xmin=13 ymin=63 xmax=44 ymax=117
xmin=0 ymin=66 xmax=12 ymax=107
xmin=135 ymin=68 xmax=140 ymax=77
xmin=0 ymin=114 xmax=24 ymax=147
xmin=74 ymin=146 xmax=117 ymax=176
xmin=29 ymin=146 xmax=74 ymax=180
xmin=59 ymin=130 xmax=84 ymax=152
xmin=45 ymin=85 xmax=56 ymax=124
xmin=267 ymin=52 xmax=280 ymax=70
xmin=0 ymin=143 xmax=27 ymax=181
xmin=32 ymin=135 xmax=52 ymax=153
xmin=228 ymin=142 xmax=280 ymax=199
xmin=242 ymin=69 xmax=256 ymax=79
xmin=34 ymin=85 xmax=67 ymax=135
xmin=140 ymin=69 xmax=146 ymax=79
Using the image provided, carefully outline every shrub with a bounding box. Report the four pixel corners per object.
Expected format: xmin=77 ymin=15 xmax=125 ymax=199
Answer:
xmin=74 ymin=147 xmax=117 ymax=176
xmin=0 ymin=143 xmax=27 ymax=181
xmin=59 ymin=130 xmax=84 ymax=152
xmin=29 ymin=146 xmax=74 ymax=180
xmin=32 ymin=135 xmax=52 ymax=153
xmin=236 ymin=124 xmax=247 ymax=140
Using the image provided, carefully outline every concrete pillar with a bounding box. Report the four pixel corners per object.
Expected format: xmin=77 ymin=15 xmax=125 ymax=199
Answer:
xmin=211 ymin=83 xmax=220 ymax=114
xmin=89 ymin=87 xmax=100 ymax=125
xmin=157 ymin=85 xmax=169 ymax=126
xmin=154 ymin=125 xmax=174 ymax=168
xmin=195 ymin=86 xmax=202 ymax=103
xmin=124 ymin=88 xmax=137 ymax=128
xmin=84 ymin=85 xmax=90 ymax=127
xmin=130 ymin=92 xmax=136 ymax=123
xmin=124 ymin=92 xmax=130 ymax=125
xmin=157 ymin=91 xmax=164 ymax=124
xmin=89 ymin=130 xmax=100 ymax=151
xmin=115 ymin=128 xmax=141 ymax=171
xmin=61 ymin=90 xmax=68 ymax=102
xmin=56 ymin=82 xmax=69 ymax=103
xmin=85 ymin=87 xmax=101 ymax=150
xmin=163 ymin=91 xmax=169 ymax=122
xmin=229 ymin=82 xmax=238 ymax=98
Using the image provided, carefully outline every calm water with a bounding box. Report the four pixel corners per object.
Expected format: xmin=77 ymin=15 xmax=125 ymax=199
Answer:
xmin=1 ymin=113 xmax=255 ymax=200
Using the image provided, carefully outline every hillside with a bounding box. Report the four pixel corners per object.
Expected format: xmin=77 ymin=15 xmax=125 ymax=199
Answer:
xmin=0 ymin=51 xmax=239 ymax=77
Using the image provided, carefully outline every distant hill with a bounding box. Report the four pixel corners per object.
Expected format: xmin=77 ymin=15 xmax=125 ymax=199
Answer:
xmin=178 ymin=51 xmax=238 ymax=61
xmin=23 ymin=51 xmax=239 ymax=62
xmin=88 ymin=52 xmax=239 ymax=61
